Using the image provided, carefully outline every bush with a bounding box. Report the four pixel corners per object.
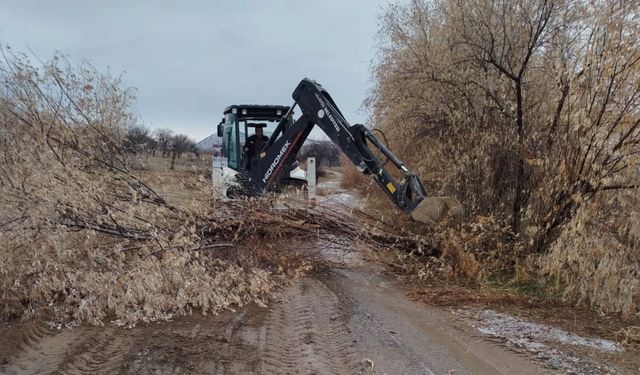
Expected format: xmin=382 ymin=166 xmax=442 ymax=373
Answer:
xmin=543 ymin=187 xmax=640 ymax=316
xmin=370 ymin=0 xmax=640 ymax=312
xmin=0 ymin=50 xmax=281 ymax=326
xmin=339 ymin=153 xmax=369 ymax=190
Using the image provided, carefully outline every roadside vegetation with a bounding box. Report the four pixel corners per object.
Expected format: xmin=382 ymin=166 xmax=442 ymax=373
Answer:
xmin=0 ymin=50 xmax=430 ymax=326
xmin=363 ymin=0 xmax=640 ymax=316
xmin=0 ymin=50 xmax=283 ymax=326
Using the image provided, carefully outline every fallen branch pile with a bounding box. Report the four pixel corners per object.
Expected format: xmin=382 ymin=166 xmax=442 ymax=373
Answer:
xmin=195 ymin=198 xmax=440 ymax=257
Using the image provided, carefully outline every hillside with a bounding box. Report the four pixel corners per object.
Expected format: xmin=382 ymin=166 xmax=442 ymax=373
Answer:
xmin=195 ymin=133 xmax=222 ymax=152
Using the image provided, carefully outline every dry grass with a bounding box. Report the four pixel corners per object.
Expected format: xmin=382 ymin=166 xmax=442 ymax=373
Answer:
xmin=338 ymin=154 xmax=369 ymax=190
xmin=615 ymin=326 xmax=640 ymax=350
xmin=543 ymin=188 xmax=640 ymax=316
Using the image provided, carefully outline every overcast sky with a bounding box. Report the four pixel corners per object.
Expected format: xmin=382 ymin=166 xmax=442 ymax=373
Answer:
xmin=0 ymin=0 xmax=389 ymax=141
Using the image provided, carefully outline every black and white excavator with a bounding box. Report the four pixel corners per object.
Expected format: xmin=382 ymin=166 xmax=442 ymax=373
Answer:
xmin=214 ymin=78 xmax=461 ymax=224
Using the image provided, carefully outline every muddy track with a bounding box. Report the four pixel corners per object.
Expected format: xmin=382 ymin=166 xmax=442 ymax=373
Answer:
xmin=260 ymin=278 xmax=363 ymax=374
xmin=0 ymin=272 xmax=548 ymax=375
xmin=0 ymin=277 xmax=366 ymax=375
xmin=53 ymin=327 xmax=132 ymax=375
xmin=0 ymin=324 xmax=131 ymax=375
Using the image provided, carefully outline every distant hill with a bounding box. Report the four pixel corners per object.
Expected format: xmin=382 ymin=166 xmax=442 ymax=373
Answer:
xmin=195 ymin=134 xmax=222 ymax=152
xmin=197 ymin=132 xmax=248 ymax=152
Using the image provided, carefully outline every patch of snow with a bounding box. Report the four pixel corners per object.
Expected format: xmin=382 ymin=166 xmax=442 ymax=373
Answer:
xmin=317 ymin=192 xmax=366 ymax=212
xmin=326 ymin=193 xmax=358 ymax=205
xmin=474 ymin=310 xmax=620 ymax=352
xmin=457 ymin=309 xmax=620 ymax=374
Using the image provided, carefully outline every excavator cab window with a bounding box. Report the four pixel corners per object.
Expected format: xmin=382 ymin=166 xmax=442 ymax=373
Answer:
xmin=241 ymin=120 xmax=278 ymax=140
xmin=216 ymin=118 xmax=224 ymax=137
xmin=223 ymin=112 xmax=239 ymax=169
xmin=219 ymin=105 xmax=291 ymax=173
xmin=238 ymin=120 xmax=279 ymax=167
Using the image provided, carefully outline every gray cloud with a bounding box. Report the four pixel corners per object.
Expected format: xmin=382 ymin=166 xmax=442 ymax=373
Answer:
xmin=0 ymin=0 xmax=388 ymax=140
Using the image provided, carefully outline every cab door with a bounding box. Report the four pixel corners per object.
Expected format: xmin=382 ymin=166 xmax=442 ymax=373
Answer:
xmin=222 ymin=113 xmax=239 ymax=170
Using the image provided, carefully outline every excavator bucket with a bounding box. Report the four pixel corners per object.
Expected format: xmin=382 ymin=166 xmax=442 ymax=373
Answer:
xmin=410 ymin=196 xmax=464 ymax=226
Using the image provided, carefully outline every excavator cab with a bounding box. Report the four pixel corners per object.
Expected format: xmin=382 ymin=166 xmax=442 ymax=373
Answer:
xmin=216 ymin=105 xmax=307 ymax=185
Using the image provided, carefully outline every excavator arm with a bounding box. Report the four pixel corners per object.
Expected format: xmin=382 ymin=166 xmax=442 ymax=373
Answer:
xmin=239 ymin=78 xmax=427 ymax=213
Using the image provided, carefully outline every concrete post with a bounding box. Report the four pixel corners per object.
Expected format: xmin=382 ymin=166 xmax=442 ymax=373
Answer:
xmin=307 ymin=157 xmax=316 ymax=199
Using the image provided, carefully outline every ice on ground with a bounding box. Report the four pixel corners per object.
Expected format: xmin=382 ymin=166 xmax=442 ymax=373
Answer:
xmin=324 ymin=192 xmax=359 ymax=206
xmin=458 ymin=309 xmax=620 ymax=374
xmin=474 ymin=309 xmax=620 ymax=352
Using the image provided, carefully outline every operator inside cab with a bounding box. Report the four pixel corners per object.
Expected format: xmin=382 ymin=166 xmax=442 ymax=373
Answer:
xmin=243 ymin=123 xmax=269 ymax=168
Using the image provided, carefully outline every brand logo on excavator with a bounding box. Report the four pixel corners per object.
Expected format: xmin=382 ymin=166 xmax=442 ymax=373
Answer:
xmin=262 ymin=140 xmax=291 ymax=184
xmin=315 ymin=93 xmax=341 ymax=134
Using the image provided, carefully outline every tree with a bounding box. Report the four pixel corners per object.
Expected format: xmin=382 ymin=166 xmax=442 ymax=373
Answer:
xmin=448 ymin=0 xmax=558 ymax=232
xmin=299 ymin=140 xmax=340 ymax=169
xmin=154 ymin=128 xmax=173 ymax=157
xmin=125 ymin=124 xmax=151 ymax=154
xmin=171 ymin=134 xmax=193 ymax=159
xmin=169 ymin=134 xmax=195 ymax=169
xmin=372 ymin=0 xmax=640 ymax=251
xmin=147 ymin=137 xmax=158 ymax=156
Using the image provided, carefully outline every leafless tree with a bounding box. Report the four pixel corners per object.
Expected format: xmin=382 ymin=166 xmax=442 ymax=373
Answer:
xmin=126 ymin=124 xmax=152 ymax=154
xmin=154 ymin=128 xmax=173 ymax=157
xmin=169 ymin=134 xmax=195 ymax=169
xmin=299 ymin=140 xmax=340 ymax=168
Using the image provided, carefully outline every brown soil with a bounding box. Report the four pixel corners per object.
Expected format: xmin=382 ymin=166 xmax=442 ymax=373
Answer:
xmin=0 ymin=266 xmax=549 ymax=375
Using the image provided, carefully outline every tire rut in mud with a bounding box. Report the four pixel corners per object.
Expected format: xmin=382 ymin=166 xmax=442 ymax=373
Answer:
xmin=1 ymin=277 xmax=365 ymax=375
xmin=0 ymin=324 xmax=131 ymax=375
xmin=260 ymin=277 xmax=363 ymax=375
xmin=53 ymin=327 xmax=132 ymax=375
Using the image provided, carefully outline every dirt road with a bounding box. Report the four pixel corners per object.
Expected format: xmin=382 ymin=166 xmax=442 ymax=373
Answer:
xmin=0 ymin=260 xmax=550 ymax=375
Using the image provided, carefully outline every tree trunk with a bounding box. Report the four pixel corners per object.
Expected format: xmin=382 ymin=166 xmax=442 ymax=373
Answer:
xmin=511 ymin=79 xmax=526 ymax=233
xmin=532 ymin=188 xmax=584 ymax=254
